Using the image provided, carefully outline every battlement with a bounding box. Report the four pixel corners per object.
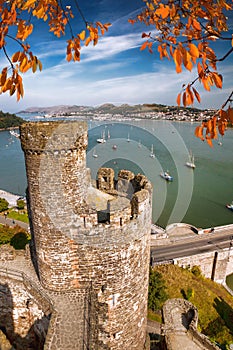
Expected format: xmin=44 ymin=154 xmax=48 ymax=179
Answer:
xmin=90 ymin=167 xmax=152 ymax=228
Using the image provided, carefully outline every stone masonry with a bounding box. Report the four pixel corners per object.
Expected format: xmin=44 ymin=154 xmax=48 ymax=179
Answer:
xmin=0 ymin=120 xmax=152 ymax=350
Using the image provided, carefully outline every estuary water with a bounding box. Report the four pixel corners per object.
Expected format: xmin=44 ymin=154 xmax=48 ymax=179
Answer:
xmin=0 ymin=117 xmax=232 ymax=229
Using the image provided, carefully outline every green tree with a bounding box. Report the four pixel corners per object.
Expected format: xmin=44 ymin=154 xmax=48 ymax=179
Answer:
xmin=148 ymin=267 xmax=168 ymax=311
xmin=17 ymin=199 xmax=25 ymax=210
xmin=0 ymin=198 xmax=9 ymax=212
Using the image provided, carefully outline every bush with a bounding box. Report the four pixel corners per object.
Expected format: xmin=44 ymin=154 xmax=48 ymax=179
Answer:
xmin=10 ymin=232 xmax=30 ymax=250
xmin=191 ymin=265 xmax=202 ymax=277
xmin=17 ymin=199 xmax=25 ymax=210
xmin=0 ymin=198 xmax=9 ymax=212
xmin=148 ymin=267 xmax=168 ymax=312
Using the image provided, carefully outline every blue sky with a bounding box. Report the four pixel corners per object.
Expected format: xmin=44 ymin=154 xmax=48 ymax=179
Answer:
xmin=1 ymin=0 xmax=233 ymax=113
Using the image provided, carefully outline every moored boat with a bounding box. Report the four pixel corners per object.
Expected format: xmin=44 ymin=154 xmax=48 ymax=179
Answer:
xmin=150 ymin=144 xmax=155 ymax=158
xmin=186 ymin=150 xmax=195 ymax=169
xmin=160 ymin=171 xmax=173 ymax=182
xmin=226 ymin=201 xmax=233 ymax=211
xmin=9 ymin=130 xmax=20 ymax=138
xmin=96 ymin=131 xmax=106 ymax=143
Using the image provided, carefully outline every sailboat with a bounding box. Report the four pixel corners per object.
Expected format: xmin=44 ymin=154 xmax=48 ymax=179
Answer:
xmin=150 ymin=144 xmax=155 ymax=158
xmin=186 ymin=151 xmax=195 ymax=169
xmin=96 ymin=130 xmax=106 ymax=143
xmin=92 ymin=148 xmax=98 ymax=158
xmin=127 ymin=133 xmax=130 ymax=142
xmin=138 ymin=140 xmax=142 ymax=148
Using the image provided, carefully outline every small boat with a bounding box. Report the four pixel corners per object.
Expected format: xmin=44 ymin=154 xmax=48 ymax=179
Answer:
xmin=160 ymin=171 xmax=173 ymax=182
xmin=127 ymin=133 xmax=130 ymax=142
xmin=112 ymin=144 xmax=117 ymax=150
xmin=138 ymin=140 xmax=142 ymax=148
xmin=107 ymin=130 xmax=110 ymax=139
xmin=186 ymin=151 xmax=195 ymax=169
xmin=92 ymin=148 xmax=98 ymax=158
xmin=97 ymin=131 xmax=106 ymax=143
xmin=9 ymin=130 xmax=20 ymax=138
xmin=150 ymin=144 xmax=155 ymax=158
xmin=226 ymin=201 xmax=233 ymax=211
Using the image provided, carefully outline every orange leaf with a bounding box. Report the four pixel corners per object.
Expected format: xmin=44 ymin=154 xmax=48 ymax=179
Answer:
xmin=182 ymin=91 xmax=187 ymax=107
xmin=156 ymin=4 xmax=170 ymax=19
xmin=186 ymin=85 xmax=194 ymax=105
xmin=173 ymin=48 xmax=182 ymax=73
xmin=85 ymin=37 xmax=92 ymax=46
xmin=79 ymin=30 xmax=86 ymax=41
xmin=227 ymin=107 xmax=233 ymax=124
xmin=183 ymin=50 xmax=192 ymax=71
xmin=189 ymin=43 xmax=199 ymax=59
xmin=12 ymin=51 xmax=21 ymax=63
xmin=218 ymin=122 xmax=226 ymax=136
xmin=140 ymin=41 xmax=149 ymax=51
xmin=206 ymin=137 xmax=213 ymax=147
xmin=211 ymin=72 xmax=222 ymax=89
xmin=176 ymin=92 xmax=181 ymax=106
xmin=192 ymin=87 xmax=201 ymax=103
xmin=219 ymin=109 xmax=228 ymax=121
xmin=195 ymin=125 xmax=204 ymax=140
xmin=202 ymin=78 xmax=211 ymax=91
xmin=197 ymin=62 xmax=203 ymax=78
xmin=192 ymin=18 xmax=201 ymax=31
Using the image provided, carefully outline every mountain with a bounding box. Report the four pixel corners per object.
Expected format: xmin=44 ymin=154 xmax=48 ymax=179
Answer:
xmin=18 ymin=105 xmax=93 ymax=115
xmin=18 ymin=103 xmax=202 ymax=116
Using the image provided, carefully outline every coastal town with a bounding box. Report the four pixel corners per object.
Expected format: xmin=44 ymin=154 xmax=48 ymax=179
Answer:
xmin=17 ymin=103 xmax=216 ymax=123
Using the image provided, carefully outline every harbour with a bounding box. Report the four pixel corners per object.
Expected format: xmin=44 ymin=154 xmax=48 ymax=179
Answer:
xmin=0 ymin=118 xmax=233 ymax=229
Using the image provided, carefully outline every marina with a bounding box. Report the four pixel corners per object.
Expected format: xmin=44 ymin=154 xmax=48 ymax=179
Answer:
xmin=0 ymin=118 xmax=233 ymax=229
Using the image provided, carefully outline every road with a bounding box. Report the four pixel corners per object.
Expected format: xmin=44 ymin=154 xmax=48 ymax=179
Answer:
xmin=151 ymin=228 xmax=233 ymax=263
xmin=0 ymin=214 xmax=29 ymax=231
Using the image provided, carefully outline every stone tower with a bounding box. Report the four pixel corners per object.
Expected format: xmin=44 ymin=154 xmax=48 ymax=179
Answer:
xmin=20 ymin=120 xmax=152 ymax=350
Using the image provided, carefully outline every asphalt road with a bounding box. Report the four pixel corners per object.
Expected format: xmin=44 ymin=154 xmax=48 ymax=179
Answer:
xmin=151 ymin=228 xmax=233 ymax=263
xmin=0 ymin=214 xmax=29 ymax=231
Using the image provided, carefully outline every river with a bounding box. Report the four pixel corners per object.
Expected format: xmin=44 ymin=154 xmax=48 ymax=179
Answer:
xmin=0 ymin=117 xmax=233 ymax=230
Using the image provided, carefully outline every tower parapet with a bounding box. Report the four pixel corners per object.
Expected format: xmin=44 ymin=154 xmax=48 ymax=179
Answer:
xmin=20 ymin=120 xmax=152 ymax=349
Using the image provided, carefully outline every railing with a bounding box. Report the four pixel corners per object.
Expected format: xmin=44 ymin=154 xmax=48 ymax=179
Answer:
xmin=0 ymin=267 xmax=53 ymax=311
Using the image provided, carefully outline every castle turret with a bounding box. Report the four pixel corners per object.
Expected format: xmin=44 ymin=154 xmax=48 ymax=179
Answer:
xmin=20 ymin=120 xmax=152 ymax=350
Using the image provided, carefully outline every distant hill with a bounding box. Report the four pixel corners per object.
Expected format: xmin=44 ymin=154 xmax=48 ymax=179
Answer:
xmin=18 ymin=105 xmax=93 ymax=115
xmin=18 ymin=103 xmax=202 ymax=115
xmin=0 ymin=111 xmax=24 ymax=129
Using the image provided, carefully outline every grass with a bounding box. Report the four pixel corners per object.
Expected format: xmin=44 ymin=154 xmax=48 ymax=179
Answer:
xmin=5 ymin=209 xmax=29 ymax=223
xmin=148 ymin=309 xmax=162 ymax=323
xmin=151 ymin=264 xmax=233 ymax=349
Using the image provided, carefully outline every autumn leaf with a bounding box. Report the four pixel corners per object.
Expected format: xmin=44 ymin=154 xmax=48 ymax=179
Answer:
xmin=206 ymin=137 xmax=213 ymax=147
xmin=188 ymin=43 xmax=199 ymax=59
xmin=79 ymin=30 xmax=86 ymax=41
xmin=173 ymin=48 xmax=182 ymax=73
xmin=211 ymin=72 xmax=222 ymax=89
xmin=176 ymin=92 xmax=181 ymax=106
xmin=195 ymin=125 xmax=204 ymax=140
xmin=192 ymin=87 xmax=201 ymax=103
xmin=227 ymin=107 xmax=233 ymax=124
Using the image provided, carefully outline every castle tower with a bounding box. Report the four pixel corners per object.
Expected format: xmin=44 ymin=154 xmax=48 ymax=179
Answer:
xmin=20 ymin=121 xmax=152 ymax=350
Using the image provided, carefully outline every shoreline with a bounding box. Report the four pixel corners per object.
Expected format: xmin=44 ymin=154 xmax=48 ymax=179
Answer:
xmin=0 ymin=189 xmax=21 ymax=207
xmin=0 ymin=126 xmax=20 ymax=132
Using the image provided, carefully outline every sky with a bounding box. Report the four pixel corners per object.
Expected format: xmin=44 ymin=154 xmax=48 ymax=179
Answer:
xmin=0 ymin=0 xmax=233 ymax=113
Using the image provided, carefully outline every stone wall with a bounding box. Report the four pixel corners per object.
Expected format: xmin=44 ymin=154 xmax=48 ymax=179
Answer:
xmin=174 ymin=247 xmax=233 ymax=283
xmin=0 ymin=266 xmax=52 ymax=350
xmin=162 ymin=299 xmax=219 ymax=350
